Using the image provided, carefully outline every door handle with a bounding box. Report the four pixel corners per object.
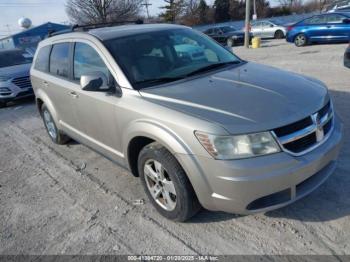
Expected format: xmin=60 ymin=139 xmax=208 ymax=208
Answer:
xmin=326 ymin=25 xmax=332 ymax=28
xmin=69 ymin=91 xmax=79 ymax=98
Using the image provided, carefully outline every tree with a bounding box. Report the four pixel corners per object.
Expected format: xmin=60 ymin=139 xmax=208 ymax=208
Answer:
xmin=214 ymin=0 xmax=231 ymax=22
xmin=198 ymin=0 xmax=210 ymax=24
xmin=66 ymin=0 xmax=142 ymax=24
xmin=160 ymin=0 xmax=186 ymax=23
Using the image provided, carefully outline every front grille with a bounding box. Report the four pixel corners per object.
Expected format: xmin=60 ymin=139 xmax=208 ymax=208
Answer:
xmin=273 ymin=101 xmax=334 ymax=155
xmin=12 ymin=76 xmax=31 ymax=89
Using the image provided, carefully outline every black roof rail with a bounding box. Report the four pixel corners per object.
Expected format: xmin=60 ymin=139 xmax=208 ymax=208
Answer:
xmin=48 ymin=19 xmax=144 ymax=38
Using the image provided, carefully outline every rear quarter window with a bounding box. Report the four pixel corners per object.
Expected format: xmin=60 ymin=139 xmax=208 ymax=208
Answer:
xmin=34 ymin=45 xmax=51 ymax=72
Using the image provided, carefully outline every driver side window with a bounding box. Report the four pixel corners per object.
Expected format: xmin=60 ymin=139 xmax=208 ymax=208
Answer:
xmin=73 ymin=42 xmax=110 ymax=81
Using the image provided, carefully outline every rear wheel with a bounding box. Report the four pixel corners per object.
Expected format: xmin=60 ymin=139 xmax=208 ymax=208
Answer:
xmin=138 ymin=142 xmax=201 ymax=221
xmin=294 ymin=33 xmax=307 ymax=47
xmin=41 ymin=104 xmax=70 ymax=144
xmin=274 ymin=30 xmax=284 ymax=39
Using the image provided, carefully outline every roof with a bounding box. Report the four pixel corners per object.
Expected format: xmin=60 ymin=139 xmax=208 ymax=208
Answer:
xmin=88 ymin=23 xmax=188 ymax=41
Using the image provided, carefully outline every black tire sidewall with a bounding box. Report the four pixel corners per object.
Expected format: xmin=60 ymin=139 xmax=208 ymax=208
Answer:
xmin=138 ymin=143 xmax=200 ymax=221
xmin=295 ymin=34 xmax=307 ymax=47
xmin=275 ymin=30 xmax=284 ymax=39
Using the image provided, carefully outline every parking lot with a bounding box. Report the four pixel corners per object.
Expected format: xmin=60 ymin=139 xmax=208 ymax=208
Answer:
xmin=1 ymin=39 xmax=349 ymax=255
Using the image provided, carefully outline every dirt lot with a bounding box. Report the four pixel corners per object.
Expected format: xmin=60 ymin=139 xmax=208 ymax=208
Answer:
xmin=1 ymin=40 xmax=350 ymax=255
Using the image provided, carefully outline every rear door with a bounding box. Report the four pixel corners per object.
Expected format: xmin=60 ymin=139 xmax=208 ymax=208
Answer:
xmin=325 ymin=14 xmax=350 ymax=42
xmin=43 ymin=42 xmax=79 ymax=129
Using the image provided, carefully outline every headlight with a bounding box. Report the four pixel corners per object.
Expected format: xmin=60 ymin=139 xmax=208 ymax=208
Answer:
xmin=195 ymin=131 xmax=281 ymax=160
xmin=0 ymin=76 xmax=11 ymax=82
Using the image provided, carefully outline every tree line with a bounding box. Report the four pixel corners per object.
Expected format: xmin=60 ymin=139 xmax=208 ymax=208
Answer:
xmin=66 ymin=0 xmax=333 ymax=26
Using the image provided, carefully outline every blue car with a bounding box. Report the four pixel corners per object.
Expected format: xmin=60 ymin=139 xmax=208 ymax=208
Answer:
xmin=286 ymin=12 xmax=350 ymax=46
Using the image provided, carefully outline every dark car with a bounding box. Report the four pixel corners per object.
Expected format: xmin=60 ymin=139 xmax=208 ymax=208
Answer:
xmin=203 ymin=26 xmax=252 ymax=47
xmin=344 ymin=43 xmax=350 ymax=67
xmin=286 ymin=13 xmax=350 ymax=47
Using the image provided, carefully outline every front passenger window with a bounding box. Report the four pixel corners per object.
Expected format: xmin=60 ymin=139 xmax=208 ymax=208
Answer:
xmin=73 ymin=43 xmax=109 ymax=81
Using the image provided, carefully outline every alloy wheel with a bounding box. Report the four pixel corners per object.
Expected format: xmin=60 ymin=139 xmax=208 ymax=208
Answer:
xmin=43 ymin=110 xmax=57 ymax=140
xmin=144 ymin=159 xmax=177 ymax=211
xmin=295 ymin=34 xmax=306 ymax=47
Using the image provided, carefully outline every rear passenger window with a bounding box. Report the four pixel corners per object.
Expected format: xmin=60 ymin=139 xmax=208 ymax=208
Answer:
xmin=50 ymin=43 xmax=70 ymax=78
xmin=34 ymin=45 xmax=51 ymax=72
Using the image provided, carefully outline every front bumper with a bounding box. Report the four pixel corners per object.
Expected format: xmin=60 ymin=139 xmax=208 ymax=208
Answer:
xmin=0 ymin=79 xmax=34 ymax=103
xmin=176 ymin=116 xmax=343 ymax=214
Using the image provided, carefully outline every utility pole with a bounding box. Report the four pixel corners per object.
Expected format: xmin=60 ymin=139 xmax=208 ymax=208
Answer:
xmin=253 ymin=0 xmax=257 ymax=20
xmin=244 ymin=0 xmax=251 ymax=48
xmin=142 ymin=0 xmax=152 ymax=20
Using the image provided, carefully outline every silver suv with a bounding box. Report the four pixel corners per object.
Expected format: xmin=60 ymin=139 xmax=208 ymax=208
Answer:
xmin=31 ymin=24 xmax=342 ymax=221
xmin=0 ymin=49 xmax=33 ymax=107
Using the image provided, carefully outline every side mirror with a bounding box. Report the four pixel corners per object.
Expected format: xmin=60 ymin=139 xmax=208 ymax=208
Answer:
xmin=80 ymin=72 xmax=109 ymax=92
xmin=343 ymin=18 xmax=350 ymax=24
xmin=270 ymin=24 xmax=274 ymax=27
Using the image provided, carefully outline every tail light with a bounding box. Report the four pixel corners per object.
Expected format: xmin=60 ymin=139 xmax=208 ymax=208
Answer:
xmin=287 ymin=26 xmax=294 ymax=31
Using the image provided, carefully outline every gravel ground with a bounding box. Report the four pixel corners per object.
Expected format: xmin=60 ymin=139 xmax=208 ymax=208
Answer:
xmin=1 ymin=40 xmax=350 ymax=255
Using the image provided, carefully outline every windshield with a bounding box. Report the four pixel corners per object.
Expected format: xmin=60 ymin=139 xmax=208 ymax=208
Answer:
xmin=104 ymin=28 xmax=242 ymax=89
xmin=0 ymin=50 xmax=33 ymax=68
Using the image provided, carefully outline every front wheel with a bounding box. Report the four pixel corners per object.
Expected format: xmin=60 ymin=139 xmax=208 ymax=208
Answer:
xmin=294 ymin=33 xmax=307 ymax=47
xmin=138 ymin=142 xmax=201 ymax=222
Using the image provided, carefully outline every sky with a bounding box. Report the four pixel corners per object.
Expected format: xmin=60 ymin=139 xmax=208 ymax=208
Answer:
xmin=0 ymin=0 xmax=280 ymax=37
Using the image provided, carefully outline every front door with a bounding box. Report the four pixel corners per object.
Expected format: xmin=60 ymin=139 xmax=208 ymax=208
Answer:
xmin=70 ymin=41 xmax=124 ymax=163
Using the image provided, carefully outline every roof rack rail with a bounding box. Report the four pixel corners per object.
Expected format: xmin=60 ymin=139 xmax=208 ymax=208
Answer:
xmin=48 ymin=19 xmax=144 ymax=37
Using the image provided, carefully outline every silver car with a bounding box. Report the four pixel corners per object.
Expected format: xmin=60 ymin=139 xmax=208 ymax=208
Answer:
xmin=250 ymin=20 xmax=287 ymax=39
xmin=0 ymin=49 xmax=34 ymax=108
xmin=31 ymin=24 xmax=342 ymax=221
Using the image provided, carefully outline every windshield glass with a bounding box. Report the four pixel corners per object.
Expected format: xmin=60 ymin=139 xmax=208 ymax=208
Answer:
xmin=0 ymin=50 xmax=33 ymax=68
xmin=221 ymin=26 xmax=236 ymax=33
xmin=104 ymin=28 xmax=242 ymax=89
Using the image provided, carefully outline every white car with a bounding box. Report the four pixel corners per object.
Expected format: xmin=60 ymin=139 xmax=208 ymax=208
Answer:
xmin=250 ymin=20 xmax=287 ymax=39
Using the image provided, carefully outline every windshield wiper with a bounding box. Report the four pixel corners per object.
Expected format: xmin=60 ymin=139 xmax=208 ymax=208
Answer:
xmin=134 ymin=76 xmax=184 ymax=86
xmin=186 ymin=61 xmax=241 ymax=77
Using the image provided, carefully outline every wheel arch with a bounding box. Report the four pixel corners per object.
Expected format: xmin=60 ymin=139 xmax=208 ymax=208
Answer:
xmin=124 ymin=120 xmax=194 ymax=176
xmin=35 ymin=89 xmax=60 ymax=127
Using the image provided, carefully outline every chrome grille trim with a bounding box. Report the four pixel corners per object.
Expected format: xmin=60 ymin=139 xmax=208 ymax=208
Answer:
xmin=12 ymin=76 xmax=31 ymax=89
xmin=272 ymin=101 xmax=334 ymax=156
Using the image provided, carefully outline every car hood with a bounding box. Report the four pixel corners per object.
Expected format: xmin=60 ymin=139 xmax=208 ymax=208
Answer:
xmin=140 ymin=62 xmax=329 ymax=134
xmin=0 ymin=63 xmax=31 ymax=78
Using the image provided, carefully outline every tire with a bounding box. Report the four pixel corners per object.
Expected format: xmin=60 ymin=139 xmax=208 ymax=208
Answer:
xmin=294 ymin=33 xmax=307 ymax=47
xmin=41 ymin=104 xmax=70 ymax=145
xmin=227 ymin=38 xmax=234 ymax=47
xmin=274 ymin=30 xmax=284 ymax=39
xmin=138 ymin=142 xmax=201 ymax=222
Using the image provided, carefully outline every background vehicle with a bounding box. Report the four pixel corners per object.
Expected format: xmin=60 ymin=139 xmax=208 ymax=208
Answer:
xmin=0 ymin=49 xmax=33 ymax=108
xmin=286 ymin=12 xmax=350 ymax=47
xmin=250 ymin=20 xmax=286 ymax=39
xmin=327 ymin=1 xmax=350 ymax=12
xmin=203 ymin=26 xmax=252 ymax=46
xmin=31 ymin=24 xmax=342 ymax=222
xmin=344 ymin=43 xmax=350 ymax=67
